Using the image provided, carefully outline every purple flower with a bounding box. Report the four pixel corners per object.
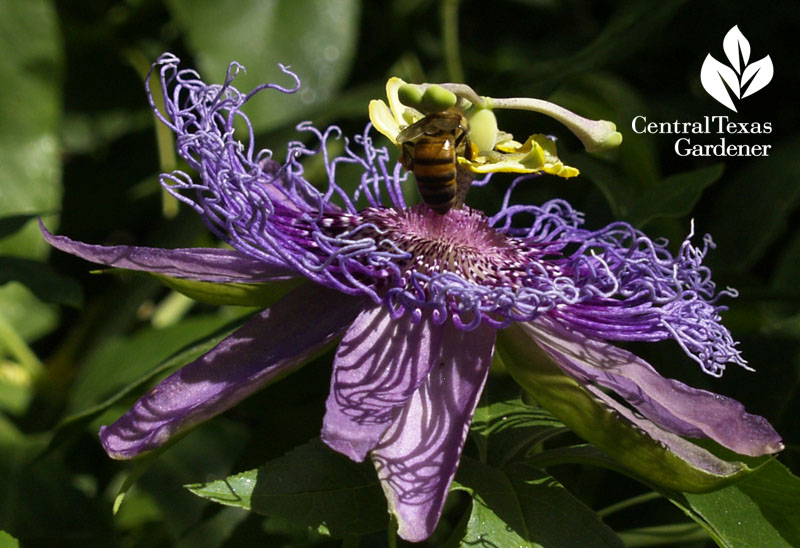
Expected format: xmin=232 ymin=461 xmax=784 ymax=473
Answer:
xmin=43 ymin=54 xmax=782 ymax=542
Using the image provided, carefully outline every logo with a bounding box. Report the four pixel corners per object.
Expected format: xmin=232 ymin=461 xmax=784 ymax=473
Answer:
xmin=701 ymin=25 xmax=773 ymax=112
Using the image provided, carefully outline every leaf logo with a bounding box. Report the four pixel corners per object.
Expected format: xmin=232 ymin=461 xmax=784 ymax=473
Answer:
xmin=701 ymin=25 xmax=774 ymax=112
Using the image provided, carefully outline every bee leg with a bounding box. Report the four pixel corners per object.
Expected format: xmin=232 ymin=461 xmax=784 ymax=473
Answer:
xmin=453 ymin=164 xmax=475 ymax=210
xmin=400 ymin=142 xmax=414 ymax=171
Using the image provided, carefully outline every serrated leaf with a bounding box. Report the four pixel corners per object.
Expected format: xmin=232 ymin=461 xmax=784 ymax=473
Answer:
xmin=448 ymin=457 xmax=623 ymax=547
xmin=165 ymin=0 xmax=360 ymax=132
xmin=741 ymin=55 xmax=774 ymax=98
xmin=723 ymin=25 xmax=750 ymax=73
xmin=187 ymin=438 xmax=387 ymax=538
xmin=701 ymin=54 xmax=739 ymax=111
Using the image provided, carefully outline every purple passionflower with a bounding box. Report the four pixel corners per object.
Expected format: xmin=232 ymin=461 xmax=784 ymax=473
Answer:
xmin=43 ymin=54 xmax=782 ymax=542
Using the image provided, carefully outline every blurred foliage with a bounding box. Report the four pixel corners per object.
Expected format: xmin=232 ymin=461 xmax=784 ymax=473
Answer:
xmin=0 ymin=0 xmax=798 ymax=546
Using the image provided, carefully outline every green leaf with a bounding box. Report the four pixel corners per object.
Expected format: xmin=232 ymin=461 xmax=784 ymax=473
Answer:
xmin=148 ymin=272 xmax=302 ymax=308
xmin=0 ymin=0 xmax=64 ymax=341
xmin=448 ymin=457 xmax=623 ymax=547
xmin=42 ymin=313 xmax=246 ymax=456
xmin=708 ymin=137 xmax=800 ymax=269
xmin=0 ymin=214 xmax=41 ymax=240
xmin=165 ymin=0 xmax=360 ymax=132
xmin=629 ymin=163 xmax=724 ymax=226
xmin=679 ymin=459 xmax=800 ymax=548
xmin=187 ymin=438 xmax=387 ymax=538
xmin=470 ymin=394 xmax=565 ymax=468
xmin=68 ymin=312 xmax=247 ymax=413
xmin=0 ymin=531 xmax=20 ymax=548
xmin=572 ymin=155 xmax=723 ymax=226
xmin=496 ymin=324 xmax=752 ymax=493
xmin=0 ymin=256 xmax=82 ymax=308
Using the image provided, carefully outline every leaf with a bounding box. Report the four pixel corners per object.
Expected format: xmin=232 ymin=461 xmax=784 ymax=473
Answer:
xmin=470 ymin=394 xmax=565 ymax=468
xmin=701 ymin=54 xmax=740 ymax=111
xmin=186 ymin=438 xmax=387 ymax=538
xmin=0 ymin=0 xmax=63 ymax=341
xmin=708 ymin=137 xmax=800 ymax=270
xmin=0 ymin=531 xmax=20 ymax=548
xmin=723 ymin=25 xmax=750 ymax=73
xmin=42 ymin=313 xmax=246 ymax=456
xmin=67 ymin=313 xmax=246 ymax=413
xmin=165 ymin=0 xmax=360 ymax=132
xmin=148 ymin=272 xmax=302 ymax=308
xmin=0 ymin=214 xmax=41 ymax=240
xmin=497 ymin=325 xmax=753 ymax=493
xmin=741 ymin=55 xmax=774 ymax=98
xmin=448 ymin=457 xmax=623 ymax=547
xmin=629 ymin=163 xmax=724 ymax=226
xmin=0 ymin=256 xmax=82 ymax=308
xmin=678 ymin=459 xmax=800 ymax=547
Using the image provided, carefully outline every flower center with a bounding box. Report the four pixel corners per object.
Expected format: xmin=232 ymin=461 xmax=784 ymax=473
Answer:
xmin=360 ymin=205 xmax=538 ymax=286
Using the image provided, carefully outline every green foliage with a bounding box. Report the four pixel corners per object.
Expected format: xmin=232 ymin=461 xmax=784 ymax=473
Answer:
xmin=187 ymin=438 xmax=388 ymax=538
xmin=1 ymin=0 xmax=797 ymax=546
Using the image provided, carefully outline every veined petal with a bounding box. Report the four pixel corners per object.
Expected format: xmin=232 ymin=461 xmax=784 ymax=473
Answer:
xmin=321 ymin=304 xmax=443 ymax=462
xmin=41 ymin=222 xmax=295 ymax=283
xmin=99 ymin=285 xmax=364 ymax=459
xmin=521 ymin=317 xmax=783 ymax=457
xmin=371 ymin=321 xmax=496 ymax=542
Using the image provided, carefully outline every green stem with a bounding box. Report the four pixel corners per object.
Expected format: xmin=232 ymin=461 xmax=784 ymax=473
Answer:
xmin=616 ymin=523 xmax=709 ymax=547
xmin=597 ymin=491 xmax=662 ymax=518
xmin=441 ymin=0 xmax=464 ymax=82
xmin=0 ymin=313 xmax=43 ymax=378
xmin=125 ymin=49 xmax=179 ymax=218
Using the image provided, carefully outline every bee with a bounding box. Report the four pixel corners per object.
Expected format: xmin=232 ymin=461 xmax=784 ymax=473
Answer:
xmin=397 ymin=109 xmax=473 ymax=214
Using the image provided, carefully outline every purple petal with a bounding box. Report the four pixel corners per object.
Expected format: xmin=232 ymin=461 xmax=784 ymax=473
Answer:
xmin=371 ymin=321 xmax=496 ymax=542
xmin=321 ymin=305 xmax=443 ymax=462
xmin=41 ymin=221 xmax=295 ymax=283
xmin=522 ymin=317 xmax=783 ymax=457
xmin=100 ymin=285 xmax=364 ymax=459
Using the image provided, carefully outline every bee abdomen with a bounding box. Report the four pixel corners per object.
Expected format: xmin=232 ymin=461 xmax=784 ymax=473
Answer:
xmin=413 ymin=137 xmax=456 ymax=214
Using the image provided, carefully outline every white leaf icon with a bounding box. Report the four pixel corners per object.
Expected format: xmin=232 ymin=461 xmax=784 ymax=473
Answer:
xmin=701 ymin=54 xmax=740 ymax=111
xmin=723 ymin=25 xmax=750 ymax=74
xmin=741 ymin=55 xmax=774 ymax=98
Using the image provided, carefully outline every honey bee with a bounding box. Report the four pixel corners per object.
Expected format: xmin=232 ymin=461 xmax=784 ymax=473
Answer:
xmin=397 ymin=109 xmax=473 ymax=214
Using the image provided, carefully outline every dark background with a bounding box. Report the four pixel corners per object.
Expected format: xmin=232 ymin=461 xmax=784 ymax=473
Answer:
xmin=0 ymin=0 xmax=797 ymax=546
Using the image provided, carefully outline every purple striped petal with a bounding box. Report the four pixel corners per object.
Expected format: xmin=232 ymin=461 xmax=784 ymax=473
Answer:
xmin=522 ymin=317 xmax=783 ymax=457
xmin=321 ymin=304 xmax=443 ymax=462
xmin=41 ymin=222 xmax=295 ymax=283
xmin=371 ymin=321 xmax=496 ymax=542
xmin=100 ymin=285 xmax=364 ymax=459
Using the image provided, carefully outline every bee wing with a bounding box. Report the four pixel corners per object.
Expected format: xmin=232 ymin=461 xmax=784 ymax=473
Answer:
xmin=396 ymin=117 xmax=429 ymax=143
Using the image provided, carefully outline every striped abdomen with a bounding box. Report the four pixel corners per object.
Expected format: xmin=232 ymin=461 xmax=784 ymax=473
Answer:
xmin=412 ymin=135 xmax=457 ymax=214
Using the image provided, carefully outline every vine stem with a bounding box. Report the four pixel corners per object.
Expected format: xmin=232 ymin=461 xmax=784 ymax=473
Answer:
xmin=597 ymin=491 xmax=662 ymax=518
xmin=441 ymin=0 xmax=464 ymax=83
xmin=0 ymin=313 xmax=43 ymax=378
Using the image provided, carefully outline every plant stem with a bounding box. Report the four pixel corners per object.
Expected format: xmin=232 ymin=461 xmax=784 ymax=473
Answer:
xmin=0 ymin=313 xmax=43 ymax=378
xmin=441 ymin=0 xmax=464 ymax=83
xmin=597 ymin=491 xmax=662 ymax=518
